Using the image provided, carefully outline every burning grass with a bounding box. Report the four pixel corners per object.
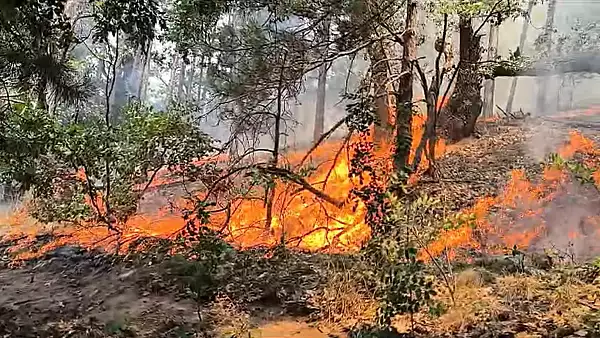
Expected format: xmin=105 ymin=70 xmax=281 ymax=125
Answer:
xmin=422 ymin=130 xmax=600 ymax=262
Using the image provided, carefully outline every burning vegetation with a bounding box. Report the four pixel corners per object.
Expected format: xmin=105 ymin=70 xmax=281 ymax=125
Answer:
xmin=2 ymin=0 xmax=600 ymax=337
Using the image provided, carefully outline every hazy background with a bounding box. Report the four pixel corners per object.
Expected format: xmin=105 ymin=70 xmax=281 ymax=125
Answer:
xmin=285 ymin=0 xmax=600 ymax=150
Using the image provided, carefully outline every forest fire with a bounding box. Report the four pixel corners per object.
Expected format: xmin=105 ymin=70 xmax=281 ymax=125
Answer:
xmin=0 ymin=110 xmax=445 ymax=259
xmin=422 ymin=130 xmax=600 ymax=261
xmin=2 ymin=109 xmax=599 ymax=262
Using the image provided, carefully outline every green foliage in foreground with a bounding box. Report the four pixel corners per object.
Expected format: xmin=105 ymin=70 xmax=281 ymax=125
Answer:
xmin=361 ymin=184 xmax=442 ymax=331
xmin=0 ymin=101 xmax=213 ymax=225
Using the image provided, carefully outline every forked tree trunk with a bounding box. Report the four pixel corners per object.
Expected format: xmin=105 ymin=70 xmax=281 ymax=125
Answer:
xmin=393 ymin=0 xmax=417 ymax=173
xmin=444 ymin=16 xmax=483 ymax=142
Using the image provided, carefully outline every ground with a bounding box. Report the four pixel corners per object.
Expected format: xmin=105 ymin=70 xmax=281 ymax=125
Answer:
xmin=1 ymin=115 xmax=600 ymax=338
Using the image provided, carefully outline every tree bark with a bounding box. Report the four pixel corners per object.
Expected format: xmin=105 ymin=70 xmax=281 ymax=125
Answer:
xmin=393 ymin=0 xmax=417 ymax=173
xmin=196 ymin=55 xmax=206 ymax=103
xmin=131 ymin=47 xmax=143 ymax=98
xmin=505 ymin=0 xmax=535 ymax=113
xmin=444 ymin=16 xmax=483 ymax=142
xmin=187 ymin=56 xmax=196 ymax=97
xmin=168 ymin=54 xmax=179 ymax=102
xmin=138 ymin=42 xmax=152 ymax=100
xmin=482 ymin=21 xmax=499 ymax=118
xmin=313 ymin=19 xmax=330 ymax=144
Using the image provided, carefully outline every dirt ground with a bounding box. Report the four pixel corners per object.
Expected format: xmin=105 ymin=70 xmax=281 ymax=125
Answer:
xmin=0 ymin=246 xmax=344 ymax=337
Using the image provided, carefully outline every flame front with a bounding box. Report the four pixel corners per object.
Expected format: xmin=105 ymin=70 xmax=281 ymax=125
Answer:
xmin=1 ymin=103 xmax=449 ymax=257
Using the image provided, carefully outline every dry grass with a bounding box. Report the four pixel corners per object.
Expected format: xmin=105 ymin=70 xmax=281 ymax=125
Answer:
xmin=435 ymin=281 xmax=506 ymax=332
xmin=455 ymin=268 xmax=494 ymax=288
xmin=546 ymin=278 xmax=600 ymax=327
xmin=204 ymin=294 xmax=252 ymax=337
xmin=496 ymin=275 xmax=543 ymax=303
xmin=430 ymin=271 xmax=600 ymax=334
xmin=310 ymin=268 xmax=378 ymax=328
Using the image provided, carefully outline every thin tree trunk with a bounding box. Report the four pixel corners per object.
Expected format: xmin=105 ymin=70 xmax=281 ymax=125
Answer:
xmin=313 ymin=19 xmax=330 ymax=143
xmin=505 ymin=0 xmax=535 ymax=114
xmin=394 ymin=0 xmax=417 ymax=173
xmin=187 ymin=56 xmax=196 ymax=97
xmin=369 ymin=42 xmax=391 ymax=143
xmin=567 ymin=75 xmax=575 ymax=109
xmin=168 ymin=54 xmax=179 ymax=102
xmin=196 ymin=55 xmax=206 ymax=103
xmin=265 ymin=53 xmax=287 ymax=236
xmin=177 ymin=60 xmax=186 ymax=102
xmin=536 ymin=0 xmax=557 ymax=115
xmin=483 ymin=20 xmax=499 ymax=118
xmin=130 ymin=47 xmax=143 ymax=99
xmin=138 ymin=41 xmax=152 ymax=99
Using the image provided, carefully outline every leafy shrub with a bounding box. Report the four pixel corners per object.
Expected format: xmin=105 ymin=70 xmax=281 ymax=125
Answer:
xmin=166 ymin=228 xmax=234 ymax=302
xmin=0 ymin=101 xmax=213 ymax=227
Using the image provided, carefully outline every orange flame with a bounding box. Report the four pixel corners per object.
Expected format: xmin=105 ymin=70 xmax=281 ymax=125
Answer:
xmin=1 ymin=106 xmax=450 ymax=259
xmin=421 ymin=131 xmax=600 ymax=261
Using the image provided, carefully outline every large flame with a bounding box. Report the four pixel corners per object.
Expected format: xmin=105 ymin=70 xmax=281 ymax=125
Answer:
xmin=1 ymin=101 xmax=449 ymax=259
xmin=5 ymin=102 xmax=599 ymax=262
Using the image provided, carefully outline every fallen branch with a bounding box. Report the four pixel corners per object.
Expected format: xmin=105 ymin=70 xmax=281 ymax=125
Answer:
xmin=258 ymin=166 xmax=345 ymax=208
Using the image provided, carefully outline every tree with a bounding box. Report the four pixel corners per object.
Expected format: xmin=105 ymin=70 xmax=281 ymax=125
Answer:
xmin=393 ymin=0 xmax=418 ymax=175
xmin=535 ymin=0 xmax=557 ymax=115
xmin=0 ymin=0 xmax=91 ymax=111
xmin=482 ymin=18 xmax=499 ymax=118
xmin=313 ymin=19 xmax=331 ymax=144
xmin=505 ymin=0 xmax=535 ymax=114
xmin=441 ymin=0 xmax=524 ymax=142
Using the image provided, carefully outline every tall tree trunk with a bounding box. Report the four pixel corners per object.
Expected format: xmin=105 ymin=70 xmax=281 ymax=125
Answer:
xmin=138 ymin=42 xmax=152 ymax=99
xmin=536 ymin=0 xmax=557 ymax=115
xmin=313 ymin=19 xmax=330 ymax=143
xmin=393 ymin=0 xmax=417 ymax=173
xmin=196 ymin=55 xmax=206 ymax=103
xmin=168 ymin=54 xmax=179 ymax=102
xmin=444 ymin=16 xmax=483 ymax=142
xmin=369 ymin=42 xmax=391 ymax=143
xmin=482 ymin=20 xmax=499 ymax=118
xmin=177 ymin=60 xmax=186 ymax=102
xmin=350 ymin=0 xmax=395 ymax=144
xmin=130 ymin=47 xmax=143 ymax=98
xmin=505 ymin=0 xmax=535 ymax=114
xmin=187 ymin=56 xmax=196 ymax=97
